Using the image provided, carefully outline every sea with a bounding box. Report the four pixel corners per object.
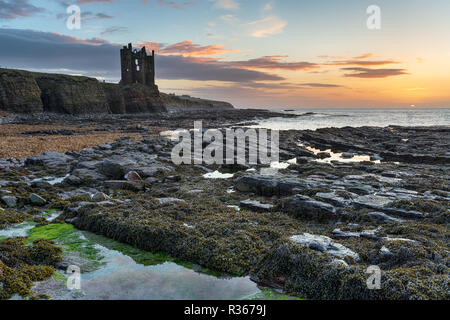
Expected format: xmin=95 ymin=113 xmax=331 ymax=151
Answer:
xmin=248 ymin=108 xmax=450 ymax=131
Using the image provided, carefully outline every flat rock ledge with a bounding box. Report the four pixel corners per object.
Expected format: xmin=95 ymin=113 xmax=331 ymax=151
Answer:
xmin=289 ymin=233 xmax=359 ymax=261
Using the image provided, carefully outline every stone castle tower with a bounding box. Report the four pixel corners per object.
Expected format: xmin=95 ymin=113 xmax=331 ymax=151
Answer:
xmin=120 ymin=43 xmax=157 ymax=88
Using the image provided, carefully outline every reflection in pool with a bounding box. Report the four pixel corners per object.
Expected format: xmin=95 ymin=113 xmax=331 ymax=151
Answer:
xmin=299 ymin=143 xmax=381 ymax=164
xmin=203 ymin=171 xmax=234 ymax=179
xmin=22 ymin=224 xmax=261 ymax=300
xmin=74 ymin=239 xmax=260 ymax=300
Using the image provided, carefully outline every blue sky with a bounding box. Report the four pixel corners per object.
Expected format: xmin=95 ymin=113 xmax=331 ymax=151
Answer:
xmin=1 ymin=0 xmax=449 ymax=108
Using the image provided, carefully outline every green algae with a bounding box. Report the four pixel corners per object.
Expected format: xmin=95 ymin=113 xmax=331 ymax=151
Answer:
xmin=27 ymin=223 xmax=103 ymax=267
xmin=42 ymin=208 xmax=59 ymax=218
xmin=246 ymin=289 xmax=304 ymax=301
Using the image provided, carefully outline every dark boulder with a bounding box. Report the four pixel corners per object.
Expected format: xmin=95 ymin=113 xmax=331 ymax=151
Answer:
xmin=280 ymin=194 xmax=337 ymax=220
xmin=234 ymin=174 xmax=307 ymax=197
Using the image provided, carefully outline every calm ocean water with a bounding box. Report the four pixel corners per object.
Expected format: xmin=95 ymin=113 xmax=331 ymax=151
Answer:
xmin=249 ymin=108 xmax=450 ymax=131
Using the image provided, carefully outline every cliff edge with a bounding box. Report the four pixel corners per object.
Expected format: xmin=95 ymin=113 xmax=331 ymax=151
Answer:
xmin=0 ymin=68 xmax=234 ymax=114
xmin=160 ymin=93 xmax=234 ymax=111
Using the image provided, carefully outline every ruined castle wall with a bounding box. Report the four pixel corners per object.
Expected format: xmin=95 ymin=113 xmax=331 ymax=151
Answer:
xmin=120 ymin=44 xmax=155 ymax=87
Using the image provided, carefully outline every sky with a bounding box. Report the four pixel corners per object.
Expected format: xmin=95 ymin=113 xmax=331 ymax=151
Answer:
xmin=0 ymin=0 xmax=449 ymax=109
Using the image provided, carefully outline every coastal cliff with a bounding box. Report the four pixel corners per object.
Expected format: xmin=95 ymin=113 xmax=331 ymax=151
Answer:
xmin=0 ymin=68 xmax=233 ymax=114
xmin=0 ymin=68 xmax=43 ymax=113
xmin=160 ymin=93 xmax=234 ymax=111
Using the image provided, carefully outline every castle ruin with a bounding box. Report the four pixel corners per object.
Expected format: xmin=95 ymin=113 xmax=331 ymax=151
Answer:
xmin=120 ymin=43 xmax=157 ymax=88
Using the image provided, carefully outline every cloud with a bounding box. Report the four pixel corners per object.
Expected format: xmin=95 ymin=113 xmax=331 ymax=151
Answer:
xmin=342 ymin=67 xmax=408 ymax=78
xmin=353 ymin=53 xmax=374 ymax=59
xmin=214 ymin=0 xmax=239 ymax=10
xmin=246 ymin=15 xmax=287 ymax=38
xmin=323 ymin=53 xmax=401 ymax=67
xmin=0 ymin=0 xmax=44 ymax=19
xmin=141 ymin=40 xmax=230 ymax=57
xmin=220 ymin=14 xmax=237 ymax=24
xmin=56 ymin=11 xmax=113 ymax=20
xmin=228 ymin=56 xmax=319 ymax=71
xmin=140 ymin=42 xmax=319 ymax=72
xmin=157 ymin=55 xmax=283 ymax=82
xmin=77 ymin=0 xmax=117 ymax=4
xmin=328 ymin=59 xmax=400 ymax=66
xmin=155 ymin=0 xmax=196 ymax=9
xmin=263 ymin=3 xmax=272 ymax=12
xmin=302 ymin=83 xmax=343 ymax=88
xmin=94 ymin=12 xmax=113 ymax=19
xmin=101 ymin=26 xmax=129 ymax=35
xmin=0 ymin=28 xmax=283 ymax=83
xmin=237 ymin=82 xmax=343 ymax=89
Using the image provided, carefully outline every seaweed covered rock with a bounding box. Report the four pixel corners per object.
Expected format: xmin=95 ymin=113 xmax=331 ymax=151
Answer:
xmin=1 ymin=195 xmax=17 ymax=208
xmin=0 ymin=210 xmax=32 ymax=228
xmin=0 ymin=237 xmax=62 ymax=300
xmin=252 ymin=240 xmax=449 ymax=300
xmin=234 ymin=174 xmax=306 ymax=197
xmin=240 ymin=199 xmax=274 ymax=212
xmin=280 ymin=195 xmax=337 ymax=220
xmin=29 ymin=193 xmax=46 ymax=206
xmin=104 ymin=180 xmax=145 ymax=191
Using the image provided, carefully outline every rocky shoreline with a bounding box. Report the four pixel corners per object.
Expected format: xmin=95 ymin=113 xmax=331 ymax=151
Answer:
xmin=0 ymin=112 xmax=448 ymax=300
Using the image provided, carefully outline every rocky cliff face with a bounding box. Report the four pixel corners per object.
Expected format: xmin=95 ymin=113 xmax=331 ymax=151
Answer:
xmin=97 ymin=83 xmax=166 ymax=114
xmin=0 ymin=69 xmax=43 ymax=113
xmin=0 ymin=68 xmax=234 ymax=114
xmin=102 ymin=83 xmax=126 ymax=114
xmin=120 ymin=85 xmax=166 ymax=113
xmin=35 ymin=73 xmax=111 ymax=114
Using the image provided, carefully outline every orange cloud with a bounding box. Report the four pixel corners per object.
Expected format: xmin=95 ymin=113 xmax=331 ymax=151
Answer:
xmin=328 ymin=60 xmax=400 ymax=66
xmin=140 ymin=40 xmax=230 ymax=57
xmin=353 ymin=53 xmax=374 ymax=59
xmin=320 ymin=53 xmax=401 ymax=67
xmin=342 ymin=67 xmax=408 ymax=78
